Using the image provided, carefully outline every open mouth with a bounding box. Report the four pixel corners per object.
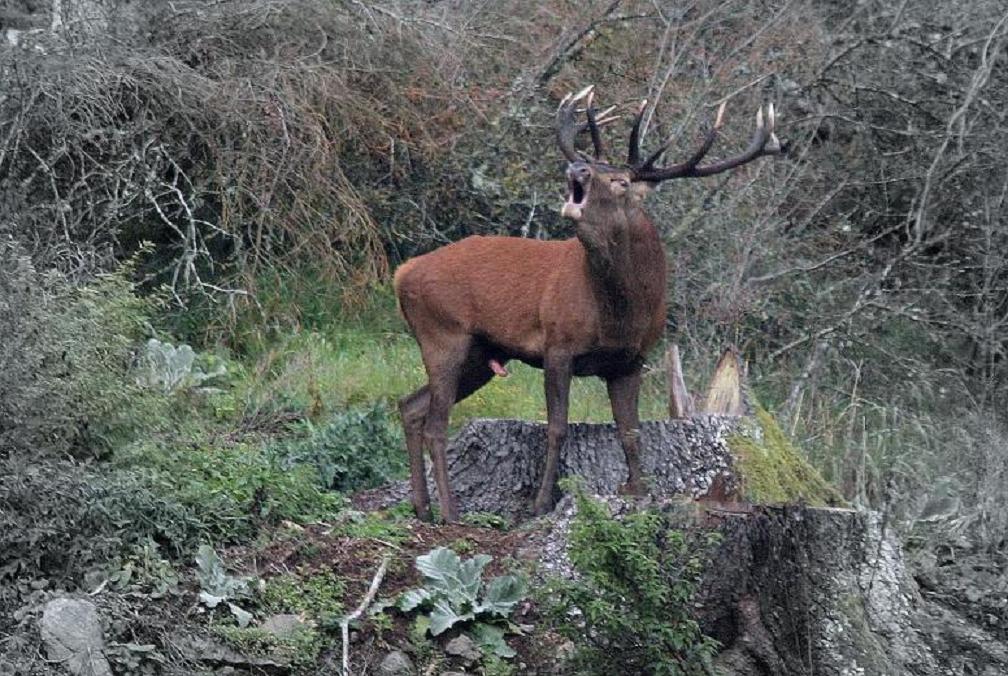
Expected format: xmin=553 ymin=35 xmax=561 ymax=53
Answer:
xmin=569 ymin=176 xmax=586 ymax=205
xmin=562 ymin=168 xmax=590 ymax=219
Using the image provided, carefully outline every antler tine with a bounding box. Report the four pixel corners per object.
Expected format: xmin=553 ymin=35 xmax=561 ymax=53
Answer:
xmin=627 ymin=99 xmax=647 ymax=166
xmin=631 ymin=101 xmax=785 ymax=183
xmin=578 ymin=106 xmax=619 ymax=131
xmin=584 ymin=90 xmax=607 ymax=161
xmin=556 ymin=86 xmax=594 ymax=163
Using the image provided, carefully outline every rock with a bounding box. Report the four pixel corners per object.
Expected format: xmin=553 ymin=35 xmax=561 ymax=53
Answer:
xmin=177 ymin=636 xmax=290 ymax=672
xmin=441 ymin=672 xmax=468 ymax=676
xmin=39 ymin=598 xmax=112 ymax=676
xmin=444 ymin=634 xmax=481 ymax=666
xmin=260 ymin=614 xmax=306 ymax=638
xmin=378 ymin=649 xmax=414 ymax=675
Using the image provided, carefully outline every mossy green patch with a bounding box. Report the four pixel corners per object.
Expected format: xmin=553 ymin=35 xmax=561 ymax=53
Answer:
xmin=212 ymin=623 xmax=324 ymax=673
xmin=729 ymin=408 xmax=845 ymax=506
xmin=259 ymin=570 xmax=346 ymax=620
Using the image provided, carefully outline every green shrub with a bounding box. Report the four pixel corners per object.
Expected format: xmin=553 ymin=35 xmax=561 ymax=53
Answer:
xmin=271 ymin=403 xmax=406 ymax=492
xmin=0 ymin=241 xmax=160 ymax=457
xmin=212 ymin=623 xmax=324 ymax=673
xmin=118 ymin=438 xmax=346 ymax=542
xmin=259 ymin=571 xmax=345 ymax=621
xmin=0 ymin=456 xmax=205 ymax=583
xmin=545 ymin=487 xmax=720 ymax=676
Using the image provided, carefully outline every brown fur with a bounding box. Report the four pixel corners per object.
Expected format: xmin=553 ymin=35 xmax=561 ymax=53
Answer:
xmin=395 ymin=161 xmax=666 ymax=522
xmin=396 ymin=88 xmax=783 ymax=522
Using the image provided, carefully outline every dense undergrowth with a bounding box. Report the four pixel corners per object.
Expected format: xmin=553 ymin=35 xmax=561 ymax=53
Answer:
xmin=2 ymin=0 xmax=1007 ymax=672
xmin=545 ymin=485 xmax=721 ymax=675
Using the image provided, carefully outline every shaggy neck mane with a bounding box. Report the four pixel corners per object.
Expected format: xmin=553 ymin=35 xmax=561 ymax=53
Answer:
xmin=576 ymin=205 xmax=663 ymax=322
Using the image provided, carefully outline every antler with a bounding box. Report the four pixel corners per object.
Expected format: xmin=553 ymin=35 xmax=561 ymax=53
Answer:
xmin=630 ymin=102 xmax=785 ymax=183
xmin=556 ymin=85 xmax=619 ymax=163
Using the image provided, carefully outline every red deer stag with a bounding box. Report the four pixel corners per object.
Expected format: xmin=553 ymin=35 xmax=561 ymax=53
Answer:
xmin=394 ymin=86 xmax=784 ymax=522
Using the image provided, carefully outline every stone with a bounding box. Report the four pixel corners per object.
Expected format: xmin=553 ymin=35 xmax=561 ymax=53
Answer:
xmin=260 ymin=614 xmax=306 ymax=638
xmin=39 ymin=598 xmax=112 ymax=676
xmin=378 ymin=649 xmax=414 ymax=675
xmin=444 ymin=634 xmax=481 ymax=666
xmin=177 ymin=636 xmax=289 ymax=671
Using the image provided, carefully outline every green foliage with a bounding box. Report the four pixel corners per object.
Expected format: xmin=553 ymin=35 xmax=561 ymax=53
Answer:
xmin=212 ymin=623 xmax=324 ymax=672
xmin=729 ymin=408 xmax=845 ymax=506
xmin=545 ymin=487 xmax=720 ymax=676
xmin=101 ymin=539 xmax=181 ymax=597
xmin=272 ymin=403 xmax=407 ymax=492
xmin=482 ymin=652 xmax=517 ymax=676
xmin=394 ymin=547 xmax=526 ymax=658
xmin=118 ymin=437 xmax=347 ymax=542
xmin=334 ymin=509 xmax=411 ymax=544
xmin=259 ymin=571 xmax=345 ymax=621
xmin=135 ymin=338 xmax=228 ymax=394
xmin=0 ymin=242 xmax=162 ymax=457
xmin=0 ymin=456 xmax=206 ymax=582
xmin=461 ymin=512 xmax=511 ymax=530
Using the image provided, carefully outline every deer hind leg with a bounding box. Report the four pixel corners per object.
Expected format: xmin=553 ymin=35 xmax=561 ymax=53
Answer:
xmin=607 ymin=369 xmax=646 ymax=496
xmin=398 ymin=385 xmax=432 ymax=521
xmin=534 ymin=354 xmax=572 ymax=516
xmin=418 ymin=334 xmax=484 ymax=523
xmin=404 ymin=341 xmax=497 ymax=522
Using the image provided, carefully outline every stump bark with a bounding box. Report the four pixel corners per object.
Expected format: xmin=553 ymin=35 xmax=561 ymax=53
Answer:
xmin=364 ymin=414 xmax=745 ymax=521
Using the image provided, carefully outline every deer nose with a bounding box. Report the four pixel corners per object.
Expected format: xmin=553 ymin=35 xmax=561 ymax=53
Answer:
xmin=567 ymin=162 xmax=591 ymax=181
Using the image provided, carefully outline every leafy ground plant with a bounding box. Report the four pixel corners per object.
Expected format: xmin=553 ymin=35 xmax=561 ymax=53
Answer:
xmin=393 ymin=547 xmax=525 ymax=659
xmin=545 ymin=486 xmax=720 ymax=675
xmin=271 ymin=403 xmax=406 ymax=492
xmin=195 ymin=545 xmax=254 ymax=627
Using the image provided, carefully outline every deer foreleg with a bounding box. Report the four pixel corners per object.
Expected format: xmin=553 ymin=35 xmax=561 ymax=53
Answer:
xmin=534 ymin=355 xmax=572 ymax=516
xmin=608 ymin=370 xmax=646 ymax=495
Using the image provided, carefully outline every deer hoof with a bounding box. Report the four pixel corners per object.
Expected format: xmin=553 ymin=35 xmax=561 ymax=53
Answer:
xmin=532 ymin=498 xmax=554 ymax=517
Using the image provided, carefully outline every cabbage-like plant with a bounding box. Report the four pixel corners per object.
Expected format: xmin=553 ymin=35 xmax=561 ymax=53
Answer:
xmin=135 ymin=338 xmax=226 ymax=393
xmin=396 ymin=547 xmax=525 ymax=658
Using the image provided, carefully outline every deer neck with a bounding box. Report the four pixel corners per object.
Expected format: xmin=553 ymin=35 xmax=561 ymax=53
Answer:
xmin=577 ymin=207 xmax=665 ymax=331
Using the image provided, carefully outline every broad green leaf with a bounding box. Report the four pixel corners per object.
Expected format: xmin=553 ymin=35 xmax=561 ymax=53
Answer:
xmin=479 ymin=575 xmax=526 ymax=617
xmin=458 ymin=554 xmax=491 ymax=600
xmin=415 ymin=547 xmax=461 ymax=588
xmin=471 ymin=622 xmax=516 ymax=658
xmin=368 ymin=597 xmax=398 ymax=616
xmin=397 ymin=588 xmax=432 ymax=612
xmin=429 ymin=599 xmax=473 ymax=636
xmin=199 ymin=591 xmax=225 ymax=608
xmin=195 ymin=544 xmax=247 ymax=601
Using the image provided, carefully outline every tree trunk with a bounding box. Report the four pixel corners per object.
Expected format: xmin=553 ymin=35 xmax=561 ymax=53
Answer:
xmin=666 ymin=344 xmax=694 ymax=418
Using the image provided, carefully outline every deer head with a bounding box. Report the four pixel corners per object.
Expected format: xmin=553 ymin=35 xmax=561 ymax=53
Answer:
xmin=556 ymin=85 xmax=785 ymax=223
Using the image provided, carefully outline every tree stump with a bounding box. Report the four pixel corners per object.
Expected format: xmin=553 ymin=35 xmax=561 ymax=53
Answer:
xmin=355 ymin=347 xmax=1008 ymax=674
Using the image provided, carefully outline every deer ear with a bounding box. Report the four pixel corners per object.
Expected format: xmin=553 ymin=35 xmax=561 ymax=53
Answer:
xmin=629 ymin=182 xmax=654 ymax=202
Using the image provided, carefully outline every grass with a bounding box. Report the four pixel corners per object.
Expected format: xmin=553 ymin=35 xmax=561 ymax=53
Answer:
xmin=233 ymin=285 xmax=670 ymax=427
